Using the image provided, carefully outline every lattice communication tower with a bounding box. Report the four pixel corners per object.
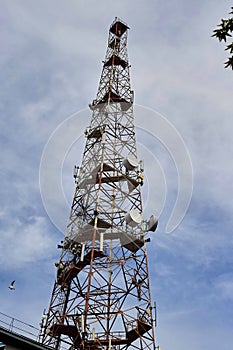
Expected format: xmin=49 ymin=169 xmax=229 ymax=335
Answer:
xmin=40 ymin=18 xmax=159 ymax=350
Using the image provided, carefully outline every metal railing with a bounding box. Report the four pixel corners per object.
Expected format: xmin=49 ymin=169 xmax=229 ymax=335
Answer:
xmin=0 ymin=311 xmax=40 ymax=341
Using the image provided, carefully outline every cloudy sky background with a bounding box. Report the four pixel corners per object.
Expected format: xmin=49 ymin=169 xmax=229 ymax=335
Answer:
xmin=1 ymin=1 xmax=233 ymax=349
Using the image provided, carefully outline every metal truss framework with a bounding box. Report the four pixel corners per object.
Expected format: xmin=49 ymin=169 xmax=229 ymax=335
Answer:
xmin=40 ymin=18 xmax=158 ymax=350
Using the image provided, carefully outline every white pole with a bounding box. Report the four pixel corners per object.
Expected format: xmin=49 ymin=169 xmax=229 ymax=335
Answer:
xmin=81 ymin=243 xmax=85 ymax=262
xmin=100 ymin=232 xmax=104 ymax=251
xmin=92 ymin=328 xmax=95 ymax=340
xmin=81 ymin=314 xmax=85 ymax=333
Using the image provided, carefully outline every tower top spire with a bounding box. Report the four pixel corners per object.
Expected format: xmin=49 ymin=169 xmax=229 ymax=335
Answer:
xmin=110 ymin=17 xmax=129 ymax=36
xmin=90 ymin=17 xmax=133 ymax=112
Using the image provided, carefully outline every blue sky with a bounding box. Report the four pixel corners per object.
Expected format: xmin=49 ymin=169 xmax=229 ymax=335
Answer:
xmin=1 ymin=1 xmax=233 ymax=349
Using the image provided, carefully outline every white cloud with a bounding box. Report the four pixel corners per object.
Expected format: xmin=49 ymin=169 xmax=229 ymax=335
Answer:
xmin=0 ymin=214 xmax=54 ymax=268
xmin=214 ymin=273 xmax=233 ymax=300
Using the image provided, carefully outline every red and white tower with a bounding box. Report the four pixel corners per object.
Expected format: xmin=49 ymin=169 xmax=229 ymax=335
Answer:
xmin=40 ymin=18 xmax=158 ymax=350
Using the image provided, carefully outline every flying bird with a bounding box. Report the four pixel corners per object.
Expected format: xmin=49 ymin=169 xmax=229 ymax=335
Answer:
xmin=8 ymin=280 xmax=15 ymax=290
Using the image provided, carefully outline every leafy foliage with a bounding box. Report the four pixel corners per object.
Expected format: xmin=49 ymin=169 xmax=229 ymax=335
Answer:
xmin=212 ymin=6 xmax=233 ymax=69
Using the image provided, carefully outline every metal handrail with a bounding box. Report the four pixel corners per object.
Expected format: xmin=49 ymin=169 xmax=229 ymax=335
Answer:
xmin=0 ymin=311 xmax=39 ymax=341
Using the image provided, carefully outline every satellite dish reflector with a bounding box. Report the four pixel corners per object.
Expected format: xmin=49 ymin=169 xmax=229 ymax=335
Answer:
xmin=123 ymin=155 xmax=138 ymax=170
xmin=147 ymin=215 xmax=158 ymax=232
xmin=125 ymin=209 xmax=142 ymax=227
